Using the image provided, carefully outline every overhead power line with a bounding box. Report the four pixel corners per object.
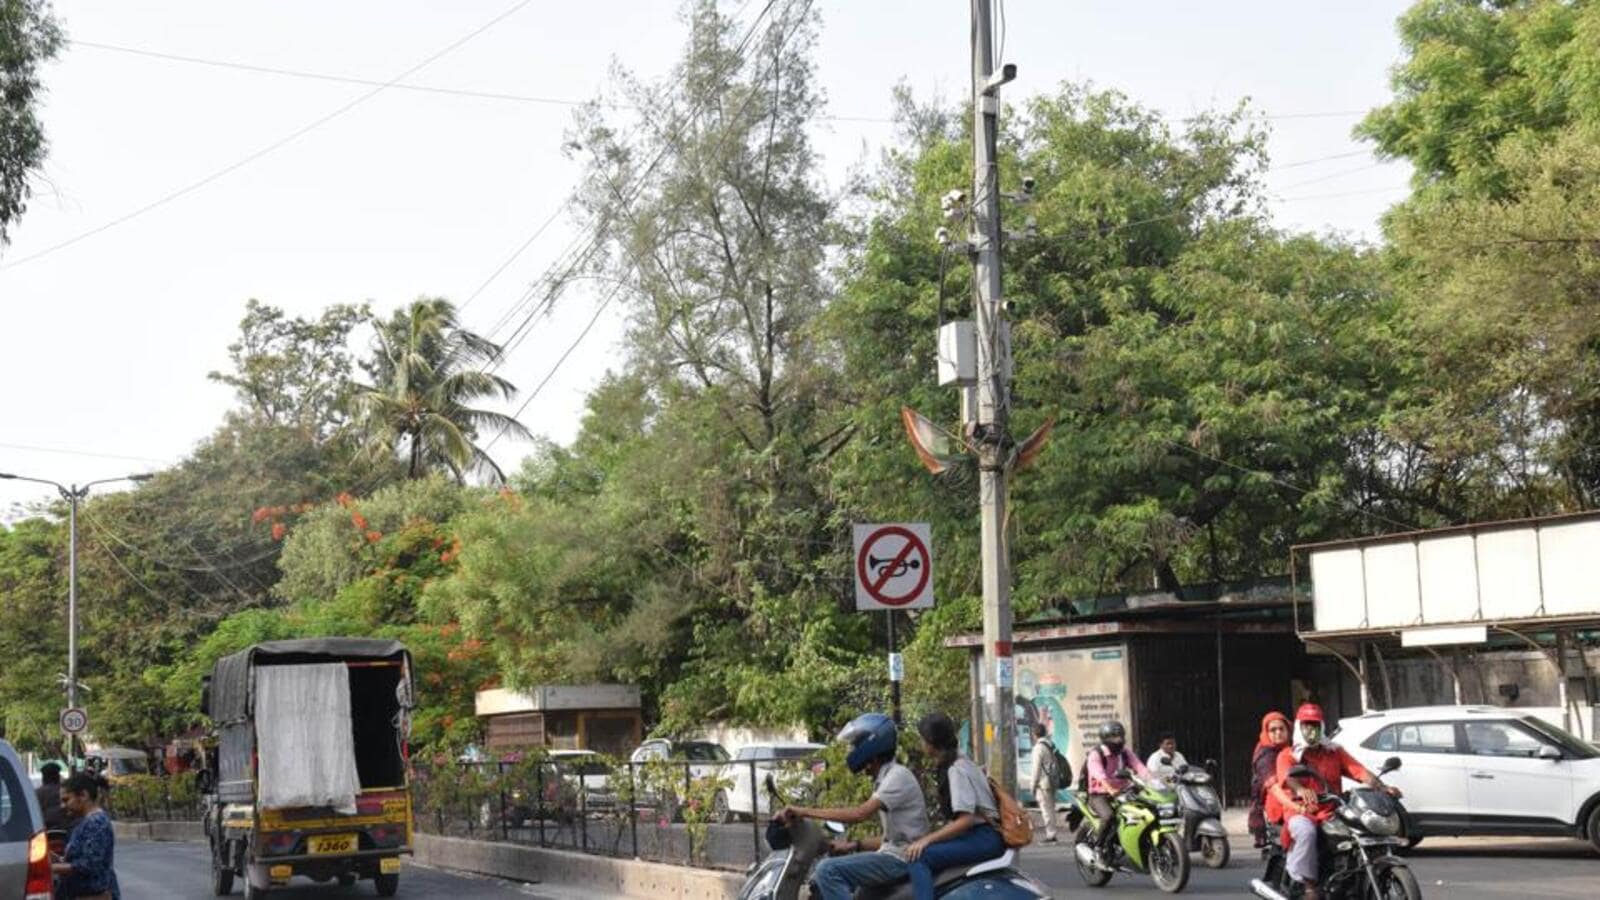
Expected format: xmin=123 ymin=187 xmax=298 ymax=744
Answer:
xmin=0 ymin=0 xmax=537 ymax=272
xmin=66 ymin=36 xmax=895 ymax=126
xmin=0 ymin=440 xmax=171 ymax=466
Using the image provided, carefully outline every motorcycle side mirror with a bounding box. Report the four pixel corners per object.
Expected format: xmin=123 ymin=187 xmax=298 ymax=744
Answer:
xmin=1175 ymin=763 xmax=1190 ymax=775
xmin=824 ymin=821 xmax=846 ymax=834
xmin=1381 ymin=756 xmax=1403 ymax=775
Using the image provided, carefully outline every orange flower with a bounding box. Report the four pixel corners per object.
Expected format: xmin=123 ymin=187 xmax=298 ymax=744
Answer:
xmin=251 ymin=506 xmax=272 ymax=525
xmin=271 ymin=522 xmax=287 ymax=541
xmin=365 ymin=530 xmax=382 ymax=543
xmin=351 ymin=512 xmax=369 ymax=531
xmin=336 ymin=492 xmax=354 ymax=508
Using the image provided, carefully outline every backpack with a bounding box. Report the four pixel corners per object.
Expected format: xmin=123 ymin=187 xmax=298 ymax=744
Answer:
xmin=986 ymin=776 xmax=1035 ymax=848
xmin=1075 ymin=746 xmax=1105 ymax=793
xmin=1047 ymin=741 xmax=1071 ymax=787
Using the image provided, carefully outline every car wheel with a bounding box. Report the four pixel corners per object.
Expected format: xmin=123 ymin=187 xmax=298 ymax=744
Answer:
xmin=710 ymin=790 xmax=731 ymax=825
xmin=1586 ymin=804 xmax=1600 ymax=854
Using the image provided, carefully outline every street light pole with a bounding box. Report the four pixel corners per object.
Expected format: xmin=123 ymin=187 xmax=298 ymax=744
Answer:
xmin=0 ymin=470 xmax=151 ymax=761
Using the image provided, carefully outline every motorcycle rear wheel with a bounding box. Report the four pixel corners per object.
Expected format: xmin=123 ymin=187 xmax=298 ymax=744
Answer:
xmin=1149 ymin=832 xmax=1191 ymax=893
xmin=1073 ymin=825 xmax=1113 ymax=887
xmin=1199 ymin=834 xmax=1230 ymax=869
xmin=1372 ymin=865 xmax=1422 ymax=900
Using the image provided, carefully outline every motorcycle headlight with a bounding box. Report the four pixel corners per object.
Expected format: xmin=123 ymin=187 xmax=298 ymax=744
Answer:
xmin=1158 ymin=804 xmax=1178 ymax=817
xmin=1360 ymin=810 xmax=1401 ymax=836
xmin=737 ymin=856 xmax=784 ymax=900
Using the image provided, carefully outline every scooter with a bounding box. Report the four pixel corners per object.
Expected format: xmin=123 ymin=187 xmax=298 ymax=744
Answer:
xmin=738 ymin=775 xmax=1053 ymax=900
xmin=1249 ymin=756 xmax=1421 ymax=900
xmin=1068 ymin=769 xmax=1191 ymax=893
xmin=1170 ymin=762 xmax=1229 ymax=869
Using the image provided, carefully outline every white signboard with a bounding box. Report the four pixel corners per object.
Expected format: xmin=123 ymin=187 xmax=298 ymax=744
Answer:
xmin=1307 ymin=516 xmax=1600 ymax=636
xmin=60 ymin=707 xmax=88 ymax=735
xmin=853 ymin=523 xmax=934 ymax=610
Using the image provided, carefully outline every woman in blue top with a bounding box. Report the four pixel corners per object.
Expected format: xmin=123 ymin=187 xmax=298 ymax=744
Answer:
xmin=52 ymin=772 xmax=121 ymax=900
xmin=904 ymin=713 xmax=1005 ymax=900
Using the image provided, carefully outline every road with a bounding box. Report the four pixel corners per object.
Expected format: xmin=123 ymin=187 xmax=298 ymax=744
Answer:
xmin=117 ymin=841 xmax=559 ymax=899
xmin=120 ymin=835 xmax=1597 ymax=899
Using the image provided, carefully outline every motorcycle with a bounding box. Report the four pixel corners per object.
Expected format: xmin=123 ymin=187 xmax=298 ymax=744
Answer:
xmin=739 ymin=775 xmax=1052 ymax=900
xmin=1249 ymin=756 xmax=1421 ymax=900
xmin=1170 ymin=762 xmax=1229 ymax=869
xmin=1069 ymin=769 xmax=1191 ymax=893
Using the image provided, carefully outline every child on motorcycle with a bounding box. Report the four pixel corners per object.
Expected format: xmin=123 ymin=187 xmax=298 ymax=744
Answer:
xmin=1270 ymin=703 xmax=1400 ymax=900
xmin=902 ymin=713 xmax=1004 ymax=900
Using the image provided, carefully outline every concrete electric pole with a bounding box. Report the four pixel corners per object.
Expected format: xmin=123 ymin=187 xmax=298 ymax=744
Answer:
xmin=969 ymin=0 xmax=1017 ymax=792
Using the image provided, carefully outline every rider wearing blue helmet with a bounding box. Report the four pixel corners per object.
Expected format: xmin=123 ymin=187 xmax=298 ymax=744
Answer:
xmin=779 ymin=713 xmax=930 ymax=900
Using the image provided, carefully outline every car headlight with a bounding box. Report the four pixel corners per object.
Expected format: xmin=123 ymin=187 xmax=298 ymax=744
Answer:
xmin=1360 ymin=810 xmax=1401 ymax=836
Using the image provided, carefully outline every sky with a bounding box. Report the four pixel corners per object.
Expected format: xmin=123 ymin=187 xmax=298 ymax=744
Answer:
xmin=0 ymin=0 xmax=1415 ymax=517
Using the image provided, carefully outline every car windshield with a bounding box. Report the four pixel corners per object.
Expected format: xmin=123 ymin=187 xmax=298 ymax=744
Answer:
xmin=679 ymin=743 xmax=729 ymax=762
xmin=1519 ymin=716 xmax=1598 ymax=760
xmin=767 ymin=747 xmax=817 ymax=760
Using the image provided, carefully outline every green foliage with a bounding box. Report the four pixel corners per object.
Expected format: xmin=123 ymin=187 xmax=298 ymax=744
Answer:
xmin=0 ymin=0 xmax=61 ymax=246
xmin=1363 ymin=0 xmax=1600 ymax=511
xmin=352 ymin=298 xmax=532 ymax=482
xmin=0 ymin=519 xmax=67 ymax=754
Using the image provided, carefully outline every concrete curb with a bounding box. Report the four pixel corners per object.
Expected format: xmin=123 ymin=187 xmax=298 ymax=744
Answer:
xmin=413 ymin=832 xmax=745 ymax=900
xmin=113 ymin=820 xmax=205 ymax=843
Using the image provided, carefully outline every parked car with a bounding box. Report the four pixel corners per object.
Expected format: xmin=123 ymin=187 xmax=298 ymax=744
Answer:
xmin=0 ymin=738 xmax=53 ymax=900
xmin=628 ymin=739 xmax=730 ymax=821
xmin=718 ymin=742 xmax=824 ymax=823
xmin=550 ymin=749 xmax=618 ymax=811
xmin=1332 ymin=704 xmax=1600 ymax=850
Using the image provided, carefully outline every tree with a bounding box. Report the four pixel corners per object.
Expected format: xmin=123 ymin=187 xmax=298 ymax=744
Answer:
xmin=0 ymin=0 xmax=61 ymax=246
xmin=0 ymin=518 xmax=67 ymax=754
xmin=209 ymin=299 xmax=372 ymax=439
xmin=352 ymin=298 xmax=531 ymax=482
xmin=1361 ymin=0 xmax=1600 ymax=510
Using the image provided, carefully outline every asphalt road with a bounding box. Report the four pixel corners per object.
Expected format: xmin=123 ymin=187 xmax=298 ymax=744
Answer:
xmin=117 ymin=841 xmax=558 ymax=899
xmin=120 ymin=834 xmax=1597 ymax=899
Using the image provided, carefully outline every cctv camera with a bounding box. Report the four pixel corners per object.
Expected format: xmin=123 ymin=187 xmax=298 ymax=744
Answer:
xmin=1021 ymin=176 xmax=1036 ymax=194
xmin=936 ymin=226 xmax=952 ymax=244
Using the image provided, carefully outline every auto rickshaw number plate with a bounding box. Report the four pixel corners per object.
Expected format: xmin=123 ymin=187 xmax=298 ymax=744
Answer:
xmin=309 ymin=833 xmax=357 ymax=855
xmin=380 ymin=857 xmax=401 ymax=874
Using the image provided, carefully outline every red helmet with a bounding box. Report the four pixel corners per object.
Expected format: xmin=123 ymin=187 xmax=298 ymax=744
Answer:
xmin=1296 ymin=703 xmax=1325 ymax=724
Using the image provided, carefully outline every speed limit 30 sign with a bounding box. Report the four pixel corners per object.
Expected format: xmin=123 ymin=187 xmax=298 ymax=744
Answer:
xmin=60 ymin=707 xmax=89 ymax=735
xmin=853 ymin=523 xmax=934 ymax=610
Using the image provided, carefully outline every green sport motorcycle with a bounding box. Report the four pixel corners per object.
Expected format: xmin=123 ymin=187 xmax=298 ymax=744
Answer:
xmin=1068 ymin=772 xmax=1191 ymax=893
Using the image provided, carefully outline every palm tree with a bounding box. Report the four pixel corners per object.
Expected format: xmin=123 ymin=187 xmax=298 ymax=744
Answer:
xmin=351 ymin=298 xmax=532 ymax=482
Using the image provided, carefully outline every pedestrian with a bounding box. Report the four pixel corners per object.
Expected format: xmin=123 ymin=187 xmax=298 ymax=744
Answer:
xmin=52 ymin=771 xmax=121 ymax=900
xmin=1249 ymin=711 xmax=1291 ymax=848
xmin=1027 ymin=723 xmax=1060 ymax=842
xmin=903 ymin=713 xmax=1004 ymax=900
xmin=1145 ymin=732 xmax=1189 ymax=782
xmin=35 ymin=762 xmax=67 ymax=831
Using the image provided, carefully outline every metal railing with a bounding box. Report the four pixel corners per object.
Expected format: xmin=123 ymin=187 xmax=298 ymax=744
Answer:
xmin=411 ymin=755 xmax=823 ymax=872
xmin=103 ymin=773 xmax=206 ymax=822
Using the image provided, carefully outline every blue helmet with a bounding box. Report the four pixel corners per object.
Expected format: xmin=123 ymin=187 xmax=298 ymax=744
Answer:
xmin=838 ymin=712 xmax=898 ymax=774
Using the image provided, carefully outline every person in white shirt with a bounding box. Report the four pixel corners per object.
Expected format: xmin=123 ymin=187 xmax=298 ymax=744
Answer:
xmin=1027 ymin=723 xmax=1060 ymax=842
xmin=1146 ymin=732 xmax=1189 ymax=782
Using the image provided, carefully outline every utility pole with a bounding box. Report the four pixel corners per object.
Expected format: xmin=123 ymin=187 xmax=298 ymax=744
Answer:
xmin=0 ymin=471 xmax=151 ymax=764
xmin=970 ymin=0 xmax=1017 ymax=792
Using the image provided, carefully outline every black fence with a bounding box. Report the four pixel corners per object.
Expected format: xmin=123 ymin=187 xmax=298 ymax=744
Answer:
xmin=412 ymin=756 xmax=822 ymax=872
xmin=103 ymin=773 xmax=206 ymax=822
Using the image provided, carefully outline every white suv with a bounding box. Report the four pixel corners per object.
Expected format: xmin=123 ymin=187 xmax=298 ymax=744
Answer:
xmin=1332 ymin=705 xmax=1600 ymax=850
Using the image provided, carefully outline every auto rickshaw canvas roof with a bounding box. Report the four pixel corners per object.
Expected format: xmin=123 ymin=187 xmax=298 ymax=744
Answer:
xmin=208 ymin=637 xmax=410 ymax=723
